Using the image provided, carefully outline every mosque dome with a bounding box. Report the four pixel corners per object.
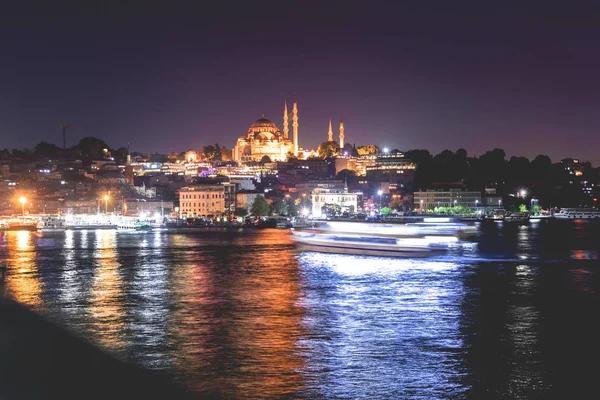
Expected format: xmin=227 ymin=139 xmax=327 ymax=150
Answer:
xmin=250 ymin=118 xmax=277 ymax=130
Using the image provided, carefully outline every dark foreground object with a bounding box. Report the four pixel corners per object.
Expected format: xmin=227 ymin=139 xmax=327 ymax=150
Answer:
xmin=0 ymin=291 xmax=195 ymax=400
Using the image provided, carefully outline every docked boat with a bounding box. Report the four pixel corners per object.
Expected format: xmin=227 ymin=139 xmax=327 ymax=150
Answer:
xmin=37 ymin=215 xmax=66 ymax=233
xmin=117 ymin=217 xmax=152 ymax=232
xmin=291 ymin=220 xmax=460 ymax=258
xmin=7 ymin=216 xmax=38 ymax=231
xmin=274 ymin=217 xmax=292 ymax=229
xmin=64 ymin=215 xmax=117 ymax=230
xmin=554 ymin=208 xmax=600 ymax=219
xmin=503 ymin=212 xmax=529 ymax=223
xmin=529 ymin=213 xmax=554 ymax=220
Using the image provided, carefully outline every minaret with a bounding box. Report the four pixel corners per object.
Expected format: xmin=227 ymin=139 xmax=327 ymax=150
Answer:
xmin=339 ymin=117 xmax=345 ymax=149
xmin=283 ymin=101 xmax=289 ymax=139
xmin=327 ymin=119 xmax=333 ymax=142
xmin=292 ymin=98 xmax=299 ymax=156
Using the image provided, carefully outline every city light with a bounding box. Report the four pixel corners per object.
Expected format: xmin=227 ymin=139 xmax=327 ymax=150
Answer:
xmin=19 ymin=196 xmax=27 ymax=215
xmin=383 ymin=147 xmax=389 ymax=154
xmin=103 ymin=195 xmax=110 ymax=215
xmin=520 ymin=190 xmax=527 ymax=198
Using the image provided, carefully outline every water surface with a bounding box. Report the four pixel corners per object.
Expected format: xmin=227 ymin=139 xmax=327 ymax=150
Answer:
xmin=1 ymin=221 xmax=599 ymax=398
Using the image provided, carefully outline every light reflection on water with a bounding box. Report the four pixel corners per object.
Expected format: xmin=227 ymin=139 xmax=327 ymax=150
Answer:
xmin=1 ymin=222 xmax=600 ymax=398
xmin=296 ymin=253 xmax=466 ymax=398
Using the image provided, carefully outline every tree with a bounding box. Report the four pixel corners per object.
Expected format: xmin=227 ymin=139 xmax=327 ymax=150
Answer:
xmin=112 ymin=147 xmax=129 ymax=163
xmin=250 ymin=195 xmax=269 ymax=216
xmin=380 ymin=207 xmax=392 ymax=215
xmin=75 ymin=137 xmax=109 ymax=159
xmin=456 ymin=148 xmax=468 ymax=159
xmin=286 ymin=151 xmax=298 ymax=162
xmin=287 ymin=202 xmax=299 ymax=216
xmin=270 ymin=199 xmax=288 ymax=215
xmin=234 ymin=207 xmax=248 ymax=217
xmin=260 ymin=155 xmax=272 ymax=164
xmin=357 ymin=144 xmax=380 ymax=156
xmin=519 ymin=204 xmax=528 ymax=213
xmin=318 ymin=141 xmax=339 ymax=158
xmin=34 ymin=141 xmax=61 ymax=156
xmin=389 ymin=200 xmax=405 ymax=211
xmin=202 ymin=144 xmax=222 ymax=161
xmin=530 ymin=204 xmax=542 ymax=214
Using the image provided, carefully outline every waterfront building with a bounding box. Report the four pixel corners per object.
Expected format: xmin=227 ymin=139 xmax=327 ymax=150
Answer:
xmin=311 ymin=181 xmax=358 ymax=216
xmin=296 ymin=179 xmax=345 ymax=198
xmin=236 ymin=190 xmax=260 ymax=213
xmin=63 ymin=200 xmax=100 ymax=215
xmin=122 ymin=199 xmax=173 ymax=217
xmin=178 ymin=185 xmax=225 ymax=218
xmin=414 ymin=189 xmax=482 ymax=210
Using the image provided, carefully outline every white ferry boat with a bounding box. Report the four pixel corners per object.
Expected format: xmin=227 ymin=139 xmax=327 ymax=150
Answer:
xmin=116 ymin=217 xmax=152 ymax=232
xmin=65 ymin=215 xmax=117 ymax=230
xmin=554 ymin=208 xmax=600 ymax=219
xmin=529 ymin=213 xmax=554 ymax=220
xmin=37 ymin=215 xmax=66 ymax=233
xmin=291 ymin=220 xmax=461 ymax=258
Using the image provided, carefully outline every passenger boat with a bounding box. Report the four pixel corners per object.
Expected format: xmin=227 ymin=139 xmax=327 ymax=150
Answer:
xmin=116 ymin=216 xmax=152 ymax=232
xmin=554 ymin=208 xmax=600 ymax=219
xmin=291 ymin=220 xmax=459 ymax=258
xmin=64 ymin=215 xmax=117 ymax=230
xmin=37 ymin=215 xmax=66 ymax=233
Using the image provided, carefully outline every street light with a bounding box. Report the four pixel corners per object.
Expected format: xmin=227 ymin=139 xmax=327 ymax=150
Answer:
xmin=377 ymin=190 xmax=383 ymax=210
xmin=103 ymin=195 xmax=109 ymax=215
xmin=19 ymin=196 xmax=27 ymax=215
xmin=520 ymin=189 xmax=527 ymax=198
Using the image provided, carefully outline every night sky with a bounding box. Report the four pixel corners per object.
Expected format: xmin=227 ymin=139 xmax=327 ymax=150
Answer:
xmin=1 ymin=2 xmax=600 ymax=164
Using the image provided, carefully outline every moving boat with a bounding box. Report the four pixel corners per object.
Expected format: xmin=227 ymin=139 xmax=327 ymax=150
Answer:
xmin=291 ymin=220 xmax=461 ymax=258
xmin=554 ymin=208 xmax=600 ymax=220
xmin=37 ymin=215 xmax=66 ymax=233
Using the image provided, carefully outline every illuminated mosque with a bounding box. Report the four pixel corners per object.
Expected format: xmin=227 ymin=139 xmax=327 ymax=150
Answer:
xmin=233 ymin=99 xmax=298 ymax=162
xmin=233 ymin=99 xmax=344 ymax=162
